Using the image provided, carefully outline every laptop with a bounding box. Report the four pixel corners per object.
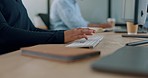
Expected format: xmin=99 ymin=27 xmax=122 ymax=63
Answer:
xmin=91 ymin=46 xmax=148 ymax=77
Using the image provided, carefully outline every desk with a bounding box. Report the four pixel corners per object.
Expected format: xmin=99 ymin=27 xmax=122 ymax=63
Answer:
xmin=0 ymin=32 xmax=147 ymax=78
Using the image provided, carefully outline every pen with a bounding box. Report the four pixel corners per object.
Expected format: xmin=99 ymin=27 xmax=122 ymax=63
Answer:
xmin=126 ymin=40 xmax=148 ymax=46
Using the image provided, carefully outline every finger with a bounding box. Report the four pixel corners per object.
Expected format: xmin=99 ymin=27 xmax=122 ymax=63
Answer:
xmin=72 ymin=34 xmax=88 ymax=41
xmin=83 ymin=34 xmax=88 ymax=40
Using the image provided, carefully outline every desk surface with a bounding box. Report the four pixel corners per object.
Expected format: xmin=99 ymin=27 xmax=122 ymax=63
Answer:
xmin=0 ymin=32 xmax=147 ymax=78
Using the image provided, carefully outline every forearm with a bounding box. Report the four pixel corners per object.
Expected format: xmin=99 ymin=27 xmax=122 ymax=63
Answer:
xmin=0 ymin=23 xmax=64 ymax=49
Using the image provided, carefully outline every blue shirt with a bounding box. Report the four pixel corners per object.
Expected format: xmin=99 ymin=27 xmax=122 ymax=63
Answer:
xmin=50 ymin=0 xmax=89 ymax=30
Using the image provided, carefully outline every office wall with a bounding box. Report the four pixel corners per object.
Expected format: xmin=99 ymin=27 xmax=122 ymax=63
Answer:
xmin=77 ymin=0 xmax=108 ymax=23
xmin=124 ymin=0 xmax=135 ymax=21
xmin=22 ymin=0 xmax=47 ymax=22
xmin=111 ymin=0 xmax=125 ymax=23
xmin=79 ymin=0 xmax=135 ymax=24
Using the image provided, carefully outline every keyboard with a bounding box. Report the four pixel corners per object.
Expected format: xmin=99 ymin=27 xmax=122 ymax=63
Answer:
xmin=66 ymin=35 xmax=103 ymax=48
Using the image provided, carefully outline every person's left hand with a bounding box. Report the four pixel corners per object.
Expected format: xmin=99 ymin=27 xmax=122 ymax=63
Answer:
xmin=64 ymin=28 xmax=95 ymax=43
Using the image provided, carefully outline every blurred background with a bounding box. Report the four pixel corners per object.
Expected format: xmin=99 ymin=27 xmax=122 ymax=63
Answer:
xmin=23 ymin=0 xmax=136 ymax=28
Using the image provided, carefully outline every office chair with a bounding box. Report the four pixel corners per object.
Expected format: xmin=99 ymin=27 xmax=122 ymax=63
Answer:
xmin=38 ymin=13 xmax=50 ymax=29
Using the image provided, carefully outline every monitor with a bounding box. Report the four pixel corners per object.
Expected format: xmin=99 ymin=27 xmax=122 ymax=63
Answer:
xmin=135 ymin=0 xmax=148 ymax=25
xmin=111 ymin=0 xmax=148 ymax=33
xmin=122 ymin=0 xmax=148 ymax=41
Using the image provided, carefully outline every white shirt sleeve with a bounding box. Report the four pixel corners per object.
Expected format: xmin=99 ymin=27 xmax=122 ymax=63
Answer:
xmin=56 ymin=0 xmax=89 ymax=29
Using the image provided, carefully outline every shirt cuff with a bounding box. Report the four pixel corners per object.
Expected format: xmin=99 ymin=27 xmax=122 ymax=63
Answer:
xmin=54 ymin=30 xmax=65 ymax=44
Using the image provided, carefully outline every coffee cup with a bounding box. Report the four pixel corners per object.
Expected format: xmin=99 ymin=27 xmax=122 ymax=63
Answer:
xmin=126 ymin=21 xmax=138 ymax=35
xmin=107 ymin=18 xmax=116 ymax=28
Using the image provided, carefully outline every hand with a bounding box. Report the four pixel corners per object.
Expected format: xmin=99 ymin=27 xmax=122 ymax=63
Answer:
xmin=64 ymin=28 xmax=95 ymax=43
xmin=98 ymin=23 xmax=112 ymax=28
xmin=89 ymin=23 xmax=112 ymax=28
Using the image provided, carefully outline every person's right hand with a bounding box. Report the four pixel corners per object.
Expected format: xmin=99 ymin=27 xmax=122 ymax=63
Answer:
xmin=64 ymin=28 xmax=95 ymax=43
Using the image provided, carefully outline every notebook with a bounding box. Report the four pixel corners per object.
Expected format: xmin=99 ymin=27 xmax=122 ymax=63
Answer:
xmin=91 ymin=46 xmax=148 ymax=76
xmin=21 ymin=44 xmax=100 ymax=62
